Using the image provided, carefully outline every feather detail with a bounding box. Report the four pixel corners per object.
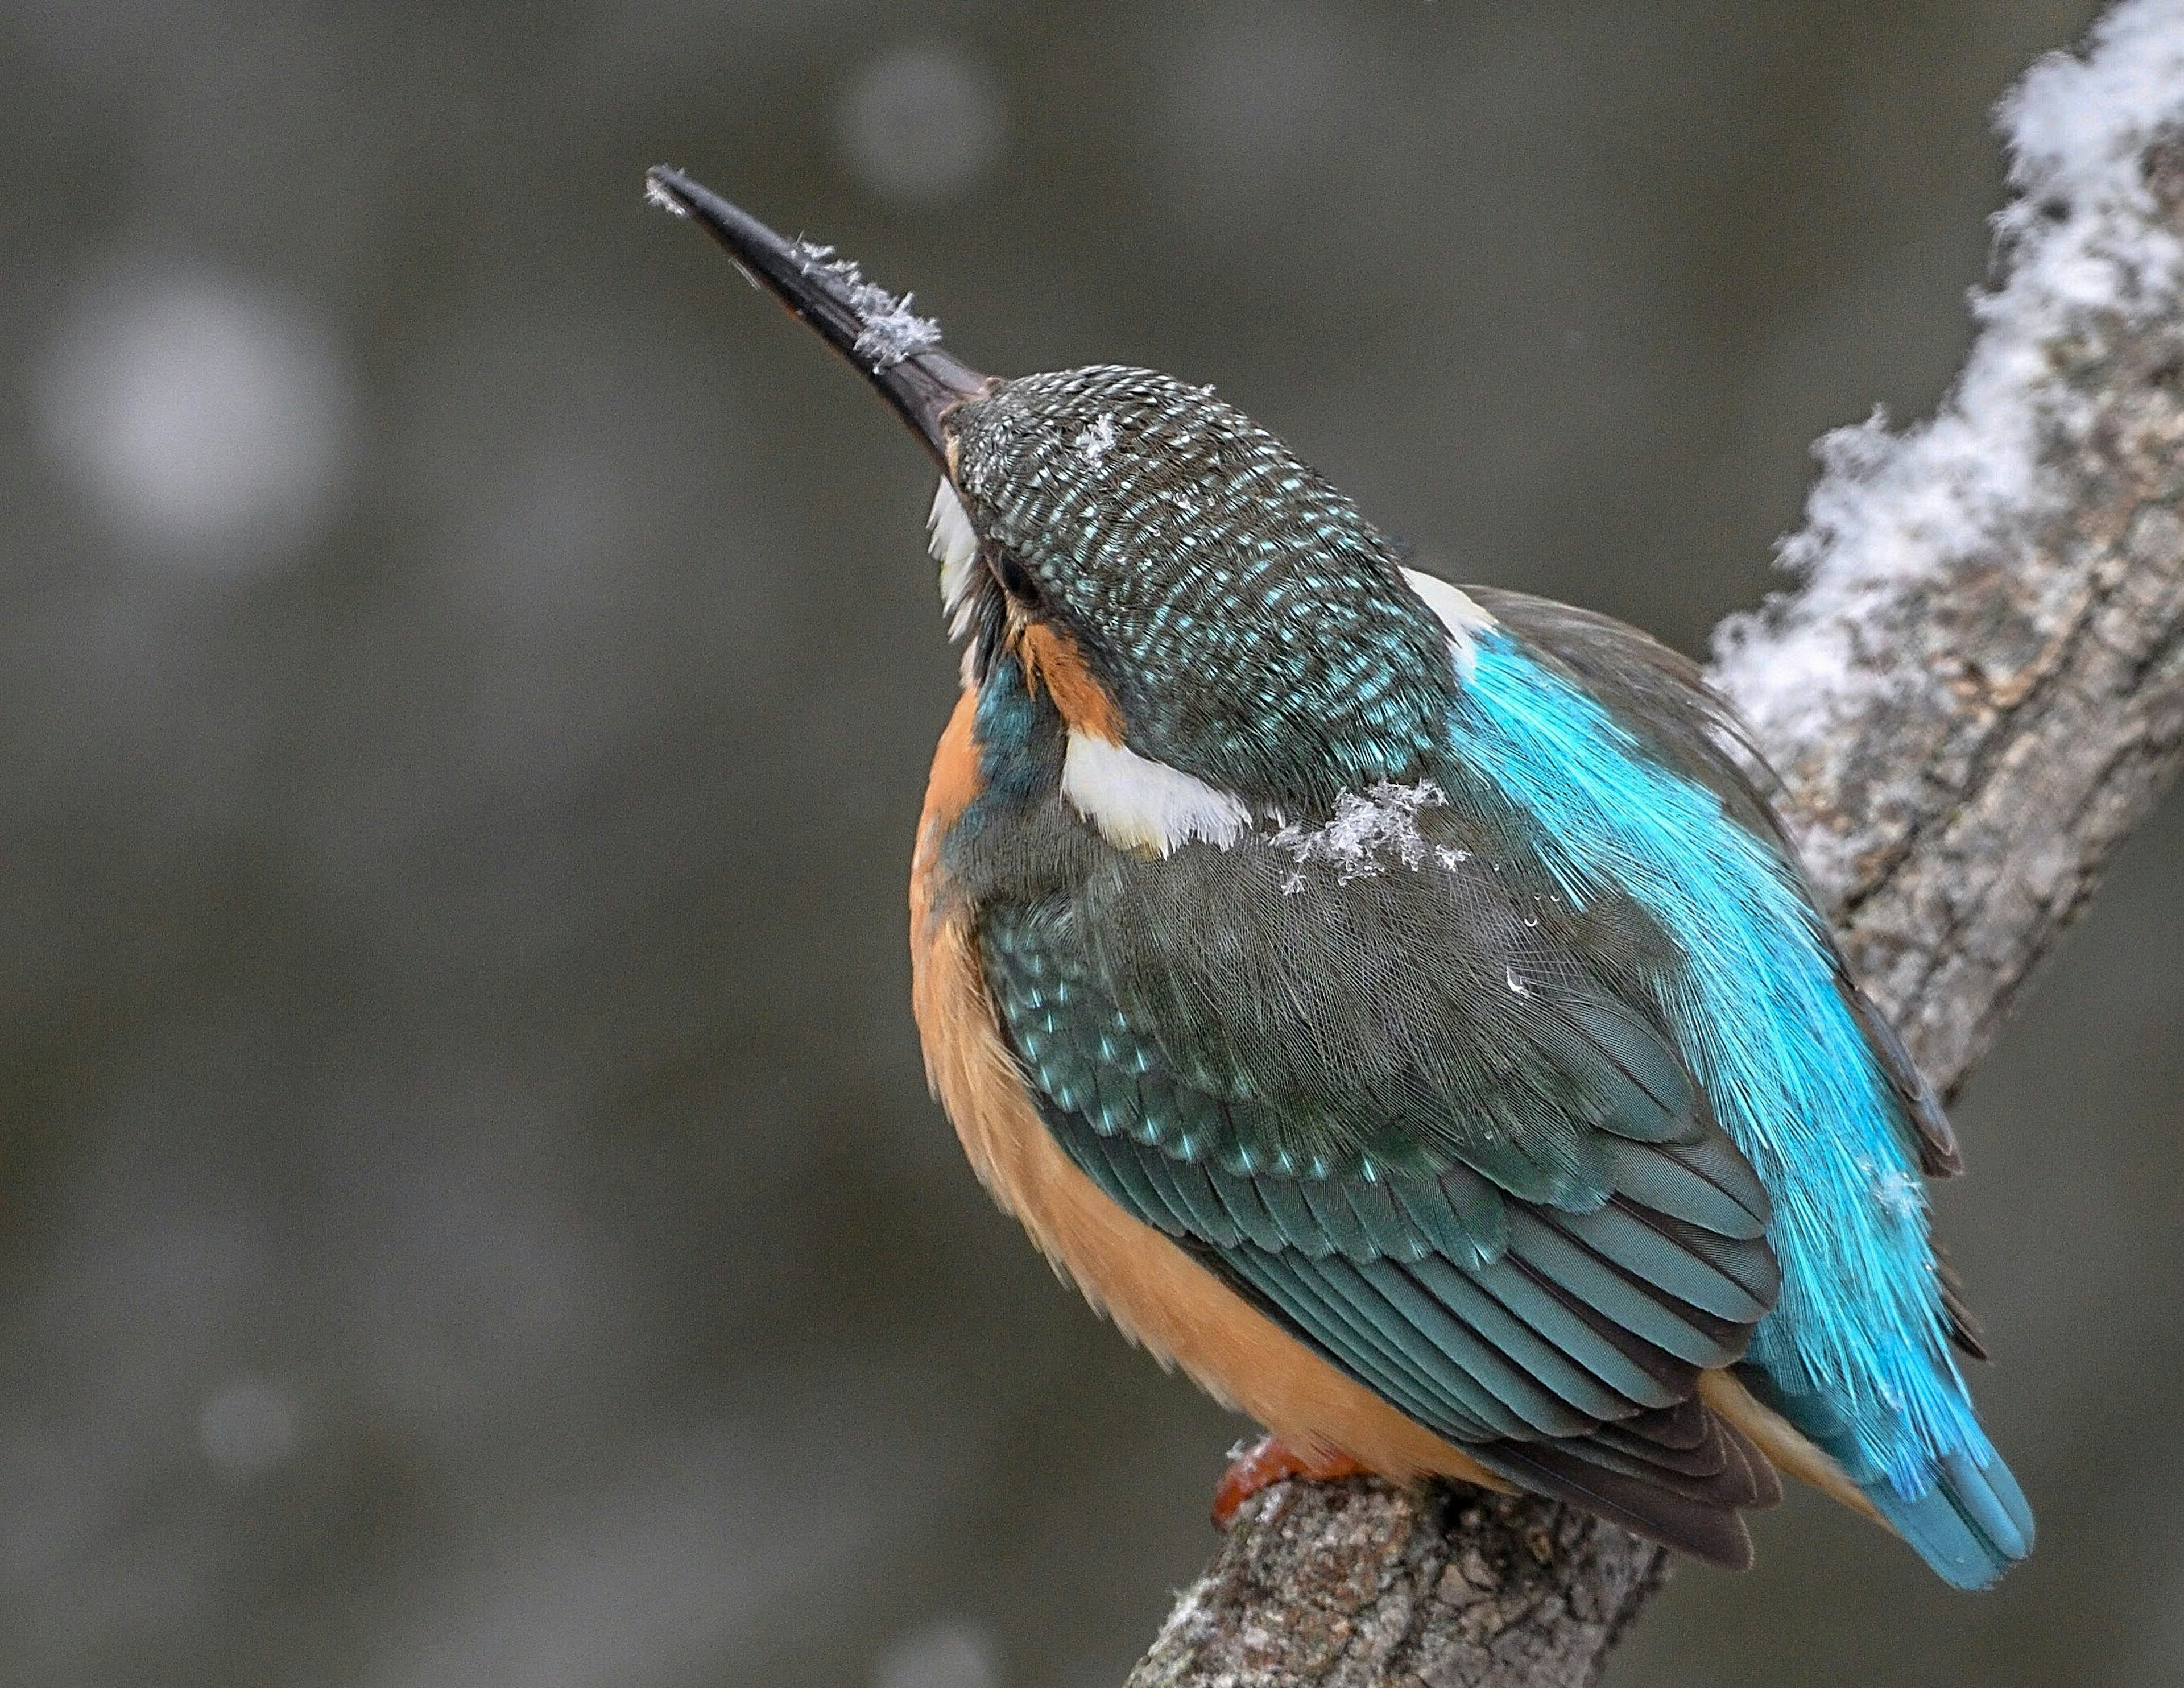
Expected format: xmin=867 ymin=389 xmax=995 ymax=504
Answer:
xmin=1059 ymin=730 xmax=1252 ymax=855
xmin=1401 ymin=566 xmax=1497 ymax=685
xmin=1697 ymin=1367 xmax=1880 ymax=1524
xmin=1015 ymin=619 xmax=1127 ymax=742
xmin=929 ymin=479 xmax=983 ymax=641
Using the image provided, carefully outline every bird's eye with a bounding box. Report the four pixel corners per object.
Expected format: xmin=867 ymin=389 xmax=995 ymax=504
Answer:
xmin=991 ymin=549 xmax=1041 ymax=605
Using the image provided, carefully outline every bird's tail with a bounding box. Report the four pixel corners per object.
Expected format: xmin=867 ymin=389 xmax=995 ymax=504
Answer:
xmin=1739 ymin=1366 xmax=2034 ymax=1590
xmin=1862 ymin=1445 xmax=2035 ymax=1591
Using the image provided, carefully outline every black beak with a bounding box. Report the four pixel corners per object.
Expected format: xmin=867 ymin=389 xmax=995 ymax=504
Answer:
xmin=646 ymin=167 xmax=992 ymax=467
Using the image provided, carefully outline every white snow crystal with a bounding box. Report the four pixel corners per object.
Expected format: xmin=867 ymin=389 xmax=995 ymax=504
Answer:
xmin=1273 ymin=780 xmax=1446 ymax=882
xmin=1875 ymin=1169 xmax=1926 ymax=1221
xmin=1708 ymin=0 xmax=2184 ymax=891
xmin=1858 ymin=1155 xmax=1928 ymax=1222
xmin=1073 ymin=412 xmax=1117 ymax=464
xmin=642 ymin=171 xmax=690 ymax=218
xmin=788 ymin=239 xmax=944 ymax=369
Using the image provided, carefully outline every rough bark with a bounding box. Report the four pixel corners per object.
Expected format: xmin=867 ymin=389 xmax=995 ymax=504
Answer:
xmin=1130 ymin=1486 xmax=1669 ymax=1688
xmin=1734 ymin=132 xmax=2184 ymax=1094
xmin=1127 ymin=10 xmax=2184 ymax=1687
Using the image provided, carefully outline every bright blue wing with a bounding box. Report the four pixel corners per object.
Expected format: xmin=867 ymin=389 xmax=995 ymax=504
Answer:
xmin=1448 ymin=595 xmax=2029 ymax=1586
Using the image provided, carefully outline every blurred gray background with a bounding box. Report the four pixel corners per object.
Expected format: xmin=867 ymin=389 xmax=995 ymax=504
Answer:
xmin=0 ymin=1 xmax=2175 ymax=1684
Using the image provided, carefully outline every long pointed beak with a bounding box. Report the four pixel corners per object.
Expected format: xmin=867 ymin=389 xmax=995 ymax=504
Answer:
xmin=645 ymin=167 xmax=992 ymax=467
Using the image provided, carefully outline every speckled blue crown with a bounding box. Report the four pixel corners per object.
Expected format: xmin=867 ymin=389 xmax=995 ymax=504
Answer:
xmin=949 ymin=366 xmax=1458 ymax=802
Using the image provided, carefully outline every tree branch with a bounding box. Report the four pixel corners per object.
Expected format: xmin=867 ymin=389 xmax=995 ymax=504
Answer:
xmin=1128 ymin=5 xmax=2184 ymax=1683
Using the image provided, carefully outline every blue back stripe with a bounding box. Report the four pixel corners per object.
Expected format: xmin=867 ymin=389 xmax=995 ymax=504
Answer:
xmin=1451 ymin=634 xmax=1988 ymax=1493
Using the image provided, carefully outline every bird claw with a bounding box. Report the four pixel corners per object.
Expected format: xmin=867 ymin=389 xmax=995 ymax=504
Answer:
xmin=1211 ymin=1433 xmax=1366 ymax=1529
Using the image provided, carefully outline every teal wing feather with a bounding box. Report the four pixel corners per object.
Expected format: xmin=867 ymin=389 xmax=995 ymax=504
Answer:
xmin=977 ymin=818 xmax=1785 ymax=1567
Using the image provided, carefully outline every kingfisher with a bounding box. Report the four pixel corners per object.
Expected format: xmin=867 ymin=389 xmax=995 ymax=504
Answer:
xmin=644 ymin=167 xmax=2033 ymax=1588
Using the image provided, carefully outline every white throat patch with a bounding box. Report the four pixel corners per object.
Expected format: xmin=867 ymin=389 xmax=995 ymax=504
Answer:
xmin=928 ymin=479 xmax=981 ymax=640
xmin=1060 ymin=730 xmax=1251 ymax=856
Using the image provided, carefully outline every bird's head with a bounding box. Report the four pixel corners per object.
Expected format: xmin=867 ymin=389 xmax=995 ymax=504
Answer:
xmin=647 ymin=169 xmax=1488 ymax=833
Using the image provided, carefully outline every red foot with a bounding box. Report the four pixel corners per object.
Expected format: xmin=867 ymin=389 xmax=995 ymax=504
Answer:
xmin=1212 ymin=1434 xmax=1367 ymax=1529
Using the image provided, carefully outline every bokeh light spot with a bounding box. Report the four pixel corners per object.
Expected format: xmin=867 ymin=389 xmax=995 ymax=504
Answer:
xmin=34 ymin=266 xmax=356 ymax=569
xmin=198 ymin=1377 xmax=300 ymax=1478
xmin=873 ymin=1619 xmax=1001 ymax=1688
xmin=835 ymin=44 xmax=1006 ymax=205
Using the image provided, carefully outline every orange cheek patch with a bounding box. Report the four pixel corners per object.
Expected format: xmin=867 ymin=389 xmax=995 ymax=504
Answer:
xmin=1015 ymin=621 xmax=1126 ymax=743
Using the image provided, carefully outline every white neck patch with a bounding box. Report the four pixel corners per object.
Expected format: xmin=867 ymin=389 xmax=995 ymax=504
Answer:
xmin=1061 ymin=730 xmax=1251 ymax=856
xmin=1401 ymin=567 xmax=1496 ymax=683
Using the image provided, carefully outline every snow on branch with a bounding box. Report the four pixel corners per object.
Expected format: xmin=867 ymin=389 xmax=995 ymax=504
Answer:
xmin=1713 ymin=0 xmax=2184 ymax=911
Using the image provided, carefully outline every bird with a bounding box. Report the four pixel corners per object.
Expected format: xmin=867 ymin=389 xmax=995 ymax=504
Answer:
xmin=643 ymin=166 xmax=2033 ymax=1589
